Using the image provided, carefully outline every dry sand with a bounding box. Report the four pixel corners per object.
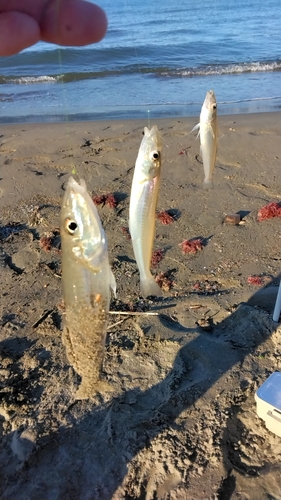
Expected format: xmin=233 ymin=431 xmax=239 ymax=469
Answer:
xmin=1 ymin=113 xmax=281 ymax=499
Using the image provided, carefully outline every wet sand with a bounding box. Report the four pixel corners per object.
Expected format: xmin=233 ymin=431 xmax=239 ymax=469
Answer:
xmin=1 ymin=112 xmax=281 ymax=499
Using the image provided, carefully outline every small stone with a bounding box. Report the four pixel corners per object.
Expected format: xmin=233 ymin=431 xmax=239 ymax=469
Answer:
xmin=196 ymin=318 xmax=213 ymax=331
xmin=224 ymin=214 xmax=241 ymax=225
xmin=240 ymin=379 xmax=250 ymax=390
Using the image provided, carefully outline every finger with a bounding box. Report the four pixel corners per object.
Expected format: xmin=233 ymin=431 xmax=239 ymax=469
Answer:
xmin=41 ymin=0 xmax=107 ymax=46
xmin=0 ymin=12 xmax=40 ymax=56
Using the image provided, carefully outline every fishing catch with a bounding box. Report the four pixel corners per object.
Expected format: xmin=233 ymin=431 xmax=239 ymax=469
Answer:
xmin=60 ymin=176 xmax=116 ymax=399
xmin=129 ymin=125 xmax=163 ymax=298
xmin=192 ymin=90 xmax=218 ymax=189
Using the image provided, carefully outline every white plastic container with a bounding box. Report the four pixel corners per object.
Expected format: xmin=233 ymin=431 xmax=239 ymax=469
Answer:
xmin=255 ymin=372 xmax=281 ymax=437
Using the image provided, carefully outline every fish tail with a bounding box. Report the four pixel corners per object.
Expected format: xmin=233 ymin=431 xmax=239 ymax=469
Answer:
xmin=140 ymin=276 xmax=163 ymax=298
xmin=75 ymin=379 xmax=114 ymax=400
xmin=202 ymin=178 xmax=214 ymax=190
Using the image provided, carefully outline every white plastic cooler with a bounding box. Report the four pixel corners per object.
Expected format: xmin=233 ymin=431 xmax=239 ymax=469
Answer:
xmin=255 ymin=372 xmax=281 ymax=437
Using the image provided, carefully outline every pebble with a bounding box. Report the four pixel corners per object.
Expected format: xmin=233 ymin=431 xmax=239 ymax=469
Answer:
xmin=224 ymin=214 xmax=241 ymax=225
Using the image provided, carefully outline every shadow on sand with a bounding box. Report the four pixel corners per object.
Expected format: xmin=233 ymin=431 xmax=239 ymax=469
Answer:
xmin=1 ymin=278 xmax=281 ymax=499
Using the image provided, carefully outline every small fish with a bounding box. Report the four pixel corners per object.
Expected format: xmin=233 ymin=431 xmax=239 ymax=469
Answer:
xmin=129 ymin=125 xmax=163 ymax=298
xmin=192 ymin=90 xmax=218 ymax=189
xmin=60 ymin=176 xmax=116 ymax=399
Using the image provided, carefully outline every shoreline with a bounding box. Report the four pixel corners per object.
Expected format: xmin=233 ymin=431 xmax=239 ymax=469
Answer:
xmin=1 ymin=98 xmax=281 ymax=125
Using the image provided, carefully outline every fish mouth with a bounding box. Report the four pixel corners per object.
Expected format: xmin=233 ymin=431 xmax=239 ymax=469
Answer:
xmin=205 ymin=89 xmax=216 ymax=103
xmin=141 ymin=126 xmax=162 ymax=158
xmin=63 ymin=176 xmax=88 ymax=213
xmin=203 ymin=90 xmax=217 ymax=111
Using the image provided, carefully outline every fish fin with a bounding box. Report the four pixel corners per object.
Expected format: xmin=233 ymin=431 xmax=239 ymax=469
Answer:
xmin=190 ymin=123 xmax=200 ymax=133
xmin=190 ymin=123 xmax=200 ymax=138
xmin=140 ymin=276 xmax=163 ymax=298
xmin=144 ymin=126 xmax=149 ymax=135
xmin=110 ymin=269 xmax=117 ymax=297
xmin=202 ymin=179 xmax=214 ymax=189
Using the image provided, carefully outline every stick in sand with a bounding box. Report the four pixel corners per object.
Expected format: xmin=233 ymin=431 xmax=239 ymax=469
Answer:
xmin=273 ymin=280 xmax=281 ymax=322
xmin=109 ymin=310 xmax=160 ymax=316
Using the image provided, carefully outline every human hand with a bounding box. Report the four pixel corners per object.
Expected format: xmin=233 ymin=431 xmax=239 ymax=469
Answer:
xmin=0 ymin=0 xmax=107 ymax=56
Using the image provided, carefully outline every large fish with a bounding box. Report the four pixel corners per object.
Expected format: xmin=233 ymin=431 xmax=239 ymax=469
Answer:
xmin=60 ymin=176 xmax=116 ymax=399
xmin=193 ymin=90 xmax=218 ymax=189
xmin=129 ymin=125 xmax=163 ymax=298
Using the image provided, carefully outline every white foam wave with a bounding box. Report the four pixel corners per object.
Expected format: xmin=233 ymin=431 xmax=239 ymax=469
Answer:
xmin=162 ymin=61 xmax=281 ymax=77
xmin=10 ymin=76 xmax=58 ymax=84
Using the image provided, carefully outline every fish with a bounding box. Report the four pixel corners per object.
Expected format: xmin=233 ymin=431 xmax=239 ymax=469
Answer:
xmin=129 ymin=125 xmax=163 ymax=298
xmin=60 ymin=176 xmax=116 ymax=399
xmin=192 ymin=90 xmax=218 ymax=189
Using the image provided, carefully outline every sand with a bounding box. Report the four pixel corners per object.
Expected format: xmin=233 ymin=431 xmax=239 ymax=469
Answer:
xmin=1 ymin=112 xmax=281 ymax=499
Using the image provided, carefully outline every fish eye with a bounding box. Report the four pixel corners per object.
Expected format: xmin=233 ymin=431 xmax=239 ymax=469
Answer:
xmin=65 ymin=218 xmax=78 ymax=234
xmin=213 ymin=104 xmax=217 ymax=109
xmin=150 ymin=150 xmax=160 ymax=161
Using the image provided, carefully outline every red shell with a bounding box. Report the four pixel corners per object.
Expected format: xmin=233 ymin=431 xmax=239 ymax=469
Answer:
xmin=156 ymin=211 xmax=175 ymax=225
xmin=151 ymin=249 xmax=164 ymax=267
xmin=257 ymin=202 xmax=281 ymax=221
xmin=247 ymin=275 xmax=263 ymax=286
xmin=93 ymin=194 xmax=106 ymax=206
xmin=105 ymin=193 xmax=117 ymax=209
xmin=179 ymin=238 xmax=204 ymax=254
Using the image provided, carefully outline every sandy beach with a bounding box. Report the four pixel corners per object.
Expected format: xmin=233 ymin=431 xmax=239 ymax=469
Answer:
xmin=1 ymin=112 xmax=281 ymax=499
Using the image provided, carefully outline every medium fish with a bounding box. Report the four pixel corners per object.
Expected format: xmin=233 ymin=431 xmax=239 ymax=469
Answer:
xmin=129 ymin=125 xmax=163 ymax=298
xmin=60 ymin=176 xmax=116 ymax=399
xmin=193 ymin=90 xmax=218 ymax=189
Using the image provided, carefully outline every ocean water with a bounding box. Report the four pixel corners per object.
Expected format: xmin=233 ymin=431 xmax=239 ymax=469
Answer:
xmin=0 ymin=0 xmax=281 ymax=122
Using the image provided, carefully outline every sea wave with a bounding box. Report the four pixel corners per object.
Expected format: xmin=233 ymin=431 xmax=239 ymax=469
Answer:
xmin=0 ymin=60 xmax=280 ymax=86
xmin=0 ymin=75 xmax=59 ymax=84
xmin=161 ymin=61 xmax=281 ymax=77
